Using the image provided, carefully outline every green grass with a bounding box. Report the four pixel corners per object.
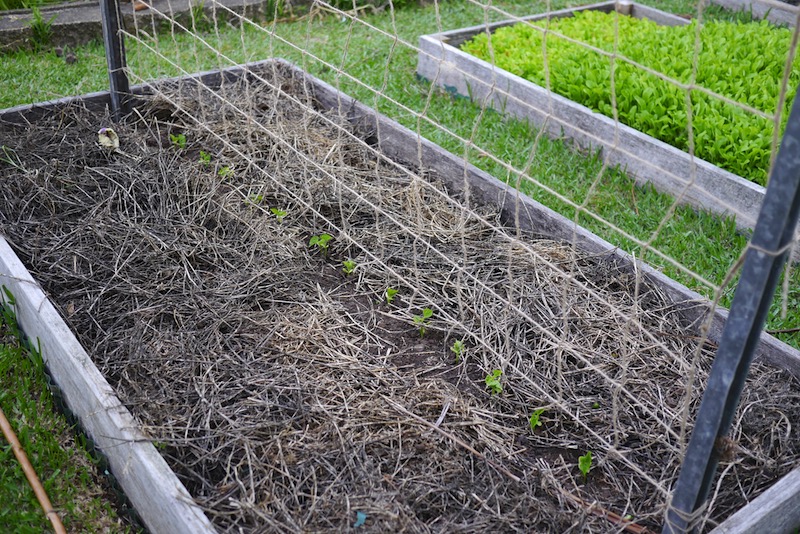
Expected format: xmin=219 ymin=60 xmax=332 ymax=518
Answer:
xmin=0 ymin=0 xmax=68 ymax=11
xmin=0 ymin=1 xmax=796 ymax=353
xmin=0 ymin=311 xmax=129 ymax=531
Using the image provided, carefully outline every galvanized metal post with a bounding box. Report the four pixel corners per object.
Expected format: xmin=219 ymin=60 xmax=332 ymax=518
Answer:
xmin=99 ymin=0 xmax=131 ymax=121
xmin=663 ymin=99 xmax=800 ymax=533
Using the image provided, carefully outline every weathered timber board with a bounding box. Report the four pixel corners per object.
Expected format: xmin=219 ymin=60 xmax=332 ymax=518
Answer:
xmin=2 ymin=58 xmax=800 ymax=533
xmin=416 ymin=1 xmax=795 ymax=242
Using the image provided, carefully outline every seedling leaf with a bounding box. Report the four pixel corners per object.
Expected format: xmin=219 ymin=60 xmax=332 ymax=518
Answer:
xmin=169 ymin=133 xmax=187 ymax=149
xmin=450 ymin=339 xmax=465 ymax=362
xmin=412 ymin=308 xmax=433 ymax=337
xmin=270 ymin=207 xmax=287 ymax=221
xmin=529 ymin=408 xmax=545 ymax=431
xmin=579 ymin=451 xmax=593 ymax=479
xmin=485 ymin=369 xmax=502 ymax=395
xmin=385 ymin=287 xmax=398 ymax=304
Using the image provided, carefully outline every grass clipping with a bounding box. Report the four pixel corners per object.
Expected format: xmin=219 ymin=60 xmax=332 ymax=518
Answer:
xmin=1 ymin=66 xmax=799 ymax=532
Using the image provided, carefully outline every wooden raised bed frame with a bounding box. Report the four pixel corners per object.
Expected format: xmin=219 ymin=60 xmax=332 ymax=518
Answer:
xmin=1 ymin=58 xmax=799 ymax=532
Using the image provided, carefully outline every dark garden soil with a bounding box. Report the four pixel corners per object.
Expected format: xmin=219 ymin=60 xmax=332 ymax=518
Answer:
xmin=1 ymin=64 xmax=799 ymax=532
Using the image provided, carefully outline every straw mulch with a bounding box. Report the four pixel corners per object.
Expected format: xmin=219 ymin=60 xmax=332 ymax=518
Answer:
xmin=1 ymin=65 xmax=799 ymax=532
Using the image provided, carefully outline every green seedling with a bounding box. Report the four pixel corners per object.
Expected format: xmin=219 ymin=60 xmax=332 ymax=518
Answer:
xmin=308 ymin=233 xmax=332 ymax=256
xmin=248 ymin=193 xmax=264 ymax=205
xmin=385 ymin=287 xmax=398 ymax=305
xmin=342 ymin=259 xmax=357 ymax=275
xmin=169 ymin=132 xmax=187 ymax=149
xmin=218 ymin=166 xmax=233 ymax=178
xmin=199 ymin=150 xmax=212 ymax=166
xmin=484 ymin=369 xmax=502 ymax=395
xmin=412 ymin=307 xmax=433 ymax=337
xmin=270 ymin=207 xmax=287 ymax=222
xmin=529 ymin=408 xmax=545 ymax=431
xmin=450 ymin=339 xmax=465 ymax=362
xmin=578 ymin=451 xmax=593 ymax=480
xmin=592 ymin=401 xmax=601 ymax=409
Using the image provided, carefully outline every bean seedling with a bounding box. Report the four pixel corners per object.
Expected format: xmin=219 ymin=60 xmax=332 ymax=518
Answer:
xmin=270 ymin=207 xmax=287 ymax=222
xmin=218 ymin=166 xmax=233 ymax=178
xmin=385 ymin=287 xmax=398 ymax=305
xmin=412 ymin=307 xmax=433 ymax=337
xmin=578 ymin=451 xmax=593 ymax=480
xmin=485 ymin=369 xmax=502 ymax=395
xmin=342 ymin=259 xmax=356 ymax=275
xmin=169 ymin=133 xmax=187 ymax=149
xmin=450 ymin=339 xmax=465 ymax=362
xmin=309 ymin=233 xmax=332 ymax=256
xmin=529 ymin=408 xmax=545 ymax=431
xmin=248 ymin=193 xmax=264 ymax=205
xmin=199 ymin=150 xmax=212 ymax=166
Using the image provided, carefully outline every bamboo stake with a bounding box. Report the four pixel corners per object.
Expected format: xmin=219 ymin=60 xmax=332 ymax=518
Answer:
xmin=0 ymin=405 xmax=66 ymax=534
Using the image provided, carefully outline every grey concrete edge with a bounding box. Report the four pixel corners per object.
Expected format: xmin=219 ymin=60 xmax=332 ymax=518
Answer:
xmin=709 ymin=0 xmax=799 ymax=27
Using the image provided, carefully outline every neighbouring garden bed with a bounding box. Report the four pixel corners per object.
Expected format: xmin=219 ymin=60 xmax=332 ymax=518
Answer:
xmin=460 ymin=10 xmax=799 ymax=186
xmin=1 ymin=63 xmax=800 ymax=531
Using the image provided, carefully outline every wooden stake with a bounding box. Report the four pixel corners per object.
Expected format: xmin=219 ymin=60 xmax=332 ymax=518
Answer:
xmin=0 ymin=406 xmax=67 ymax=534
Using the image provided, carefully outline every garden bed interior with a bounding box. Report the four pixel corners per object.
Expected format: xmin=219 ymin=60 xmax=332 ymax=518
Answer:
xmin=1 ymin=60 xmax=800 ymax=532
xmin=417 ymin=0 xmax=800 ymax=244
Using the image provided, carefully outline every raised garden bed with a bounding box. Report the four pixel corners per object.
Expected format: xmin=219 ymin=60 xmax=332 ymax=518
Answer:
xmin=1 ymin=59 xmax=800 ymax=532
xmin=417 ymin=1 xmax=799 ymax=241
